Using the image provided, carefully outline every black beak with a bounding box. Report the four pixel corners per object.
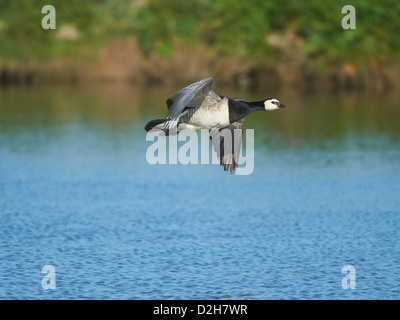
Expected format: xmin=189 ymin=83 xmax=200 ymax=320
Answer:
xmin=279 ymin=103 xmax=286 ymax=108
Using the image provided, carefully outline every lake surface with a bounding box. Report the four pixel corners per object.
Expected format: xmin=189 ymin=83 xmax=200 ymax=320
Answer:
xmin=0 ymin=84 xmax=399 ymax=299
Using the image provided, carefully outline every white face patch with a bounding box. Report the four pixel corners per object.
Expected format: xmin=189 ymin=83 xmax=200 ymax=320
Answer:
xmin=264 ymin=99 xmax=280 ymax=111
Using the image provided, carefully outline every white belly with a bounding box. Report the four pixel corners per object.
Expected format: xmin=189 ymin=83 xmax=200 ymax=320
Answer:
xmin=182 ymin=98 xmax=230 ymax=130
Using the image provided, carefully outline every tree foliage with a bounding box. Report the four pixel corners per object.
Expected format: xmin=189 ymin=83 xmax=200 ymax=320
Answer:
xmin=0 ymin=0 xmax=399 ymax=67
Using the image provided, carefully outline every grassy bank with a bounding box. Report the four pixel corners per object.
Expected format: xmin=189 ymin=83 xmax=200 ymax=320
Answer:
xmin=0 ymin=0 xmax=399 ymax=90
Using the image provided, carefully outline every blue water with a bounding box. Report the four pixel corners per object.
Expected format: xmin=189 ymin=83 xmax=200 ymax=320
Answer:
xmin=0 ymin=86 xmax=399 ymax=299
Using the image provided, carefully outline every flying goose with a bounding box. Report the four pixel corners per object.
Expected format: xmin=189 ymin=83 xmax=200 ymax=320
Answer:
xmin=144 ymin=77 xmax=285 ymax=174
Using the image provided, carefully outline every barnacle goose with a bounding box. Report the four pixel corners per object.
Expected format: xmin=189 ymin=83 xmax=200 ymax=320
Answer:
xmin=145 ymin=78 xmax=285 ymax=174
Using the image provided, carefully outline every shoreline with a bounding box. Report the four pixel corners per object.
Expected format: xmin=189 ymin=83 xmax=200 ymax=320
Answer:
xmin=1 ymin=40 xmax=398 ymax=93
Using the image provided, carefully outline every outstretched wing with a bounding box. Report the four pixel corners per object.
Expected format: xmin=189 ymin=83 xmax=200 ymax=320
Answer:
xmin=210 ymin=119 xmax=244 ymax=174
xmin=164 ymin=78 xmax=221 ymax=129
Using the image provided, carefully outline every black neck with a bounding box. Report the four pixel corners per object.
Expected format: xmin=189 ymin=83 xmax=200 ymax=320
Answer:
xmin=228 ymin=99 xmax=265 ymax=123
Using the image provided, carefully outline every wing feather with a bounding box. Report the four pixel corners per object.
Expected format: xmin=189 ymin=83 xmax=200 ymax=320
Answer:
xmin=210 ymin=119 xmax=244 ymax=174
xmin=164 ymin=78 xmax=221 ymax=129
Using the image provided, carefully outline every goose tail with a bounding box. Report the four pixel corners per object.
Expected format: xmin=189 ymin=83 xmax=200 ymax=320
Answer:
xmin=144 ymin=119 xmax=179 ymax=136
xmin=144 ymin=119 xmax=165 ymax=132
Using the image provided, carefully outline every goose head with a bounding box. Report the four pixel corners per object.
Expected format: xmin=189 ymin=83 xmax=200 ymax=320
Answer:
xmin=264 ymin=98 xmax=285 ymax=111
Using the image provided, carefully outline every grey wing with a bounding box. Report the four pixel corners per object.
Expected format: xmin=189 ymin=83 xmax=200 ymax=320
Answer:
xmin=210 ymin=119 xmax=244 ymax=174
xmin=164 ymin=78 xmax=221 ymax=129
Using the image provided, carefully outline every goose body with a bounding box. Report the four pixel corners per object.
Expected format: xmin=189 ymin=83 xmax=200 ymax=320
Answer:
xmin=173 ymin=97 xmax=230 ymax=130
xmin=145 ymin=78 xmax=285 ymax=173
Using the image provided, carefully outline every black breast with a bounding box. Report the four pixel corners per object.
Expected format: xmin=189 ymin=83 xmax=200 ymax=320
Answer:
xmin=227 ymin=99 xmax=251 ymax=123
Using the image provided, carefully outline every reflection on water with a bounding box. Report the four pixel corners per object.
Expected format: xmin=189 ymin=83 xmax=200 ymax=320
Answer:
xmin=0 ymin=84 xmax=399 ymax=299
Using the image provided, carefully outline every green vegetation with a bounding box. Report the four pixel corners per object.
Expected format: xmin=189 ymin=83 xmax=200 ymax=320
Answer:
xmin=132 ymin=0 xmax=400 ymax=66
xmin=0 ymin=0 xmax=399 ymax=77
